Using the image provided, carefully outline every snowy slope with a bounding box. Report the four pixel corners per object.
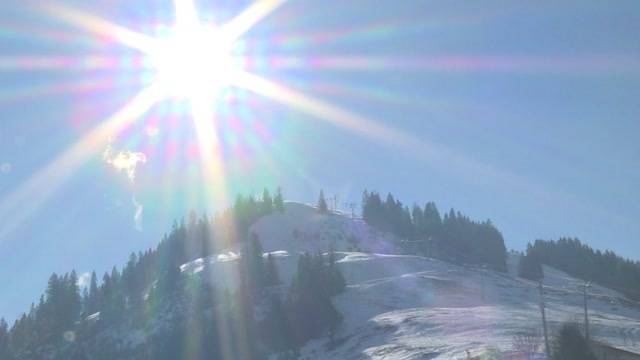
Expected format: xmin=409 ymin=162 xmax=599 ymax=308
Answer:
xmin=181 ymin=202 xmax=640 ymax=359
xmin=250 ymin=202 xmax=400 ymax=255
xmin=307 ymin=253 xmax=640 ymax=359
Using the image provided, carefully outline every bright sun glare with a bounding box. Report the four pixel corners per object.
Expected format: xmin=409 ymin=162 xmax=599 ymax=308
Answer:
xmin=152 ymin=23 xmax=236 ymax=99
xmin=3 ymin=0 xmax=393 ymax=235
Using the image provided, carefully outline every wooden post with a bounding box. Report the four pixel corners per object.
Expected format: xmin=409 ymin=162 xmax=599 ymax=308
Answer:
xmin=539 ymin=281 xmax=551 ymax=358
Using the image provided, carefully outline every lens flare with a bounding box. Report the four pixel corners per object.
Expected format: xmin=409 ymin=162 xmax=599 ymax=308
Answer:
xmin=41 ymin=2 xmax=158 ymax=53
xmin=150 ymin=23 xmax=236 ymax=100
xmin=0 ymin=83 xmax=163 ymax=240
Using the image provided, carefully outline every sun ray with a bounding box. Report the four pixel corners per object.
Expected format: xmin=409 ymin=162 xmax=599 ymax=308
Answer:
xmin=246 ymin=54 xmax=640 ymax=75
xmin=0 ymin=21 xmax=100 ymax=47
xmin=0 ymin=54 xmax=137 ymax=71
xmin=173 ymin=0 xmax=200 ymax=26
xmin=190 ymin=94 xmax=230 ymax=210
xmin=233 ymin=71 xmax=555 ymax=208
xmin=232 ymin=70 xmax=419 ymax=147
xmin=0 ymin=83 xmax=163 ymax=240
xmin=223 ymin=0 xmax=287 ymax=42
xmin=40 ymin=3 xmax=158 ymax=54
xmin=0 ymin=74 xmax=123 ymax=104
xmin=164 ymin=0 xmax=234 ymax=209
xmin=12 ymin=0 xmax=296 ymax=242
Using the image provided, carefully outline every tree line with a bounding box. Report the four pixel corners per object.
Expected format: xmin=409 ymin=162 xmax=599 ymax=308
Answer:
xmin=361 ymin=190 xmax=507 ymax=271
xmin=518 ymin=237 xmax=640 ymax=299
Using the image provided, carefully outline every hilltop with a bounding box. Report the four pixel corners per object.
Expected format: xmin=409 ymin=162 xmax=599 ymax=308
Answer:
xmin=178 ymin=202 xmax=640 ymax=358
xmin=3 ymin=198 xmax=640 ymax=359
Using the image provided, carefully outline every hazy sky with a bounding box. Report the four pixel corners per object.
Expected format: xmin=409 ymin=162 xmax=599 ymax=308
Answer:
xmin=1 ymin=0 xmax=639 ymax=322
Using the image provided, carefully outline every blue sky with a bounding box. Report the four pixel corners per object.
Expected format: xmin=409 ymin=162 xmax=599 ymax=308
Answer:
xmin=0 ymin=0 xmax=639 ymax=322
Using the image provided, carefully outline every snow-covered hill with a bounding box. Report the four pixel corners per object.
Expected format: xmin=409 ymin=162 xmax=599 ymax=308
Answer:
xmin=181 ymin=202 xmax=640 ymax=359
xmin=251 ymin=202 xmax=400 ymax=255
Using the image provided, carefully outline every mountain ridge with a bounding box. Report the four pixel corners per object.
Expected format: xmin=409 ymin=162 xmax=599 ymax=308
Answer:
xmin=3 ymin=200 xmax=640 ymax=359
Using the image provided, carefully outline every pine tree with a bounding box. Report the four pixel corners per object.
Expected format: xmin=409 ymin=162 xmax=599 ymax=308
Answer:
xmin=64 ymin=270 xmax=81 ymax=328
xmin=552 ymin=323 xmax=597 ymax=360
xmin=87 ymin=271 xmax=99 ymax=315
xmin=411 ymin=204 xmax=425 ymax=240
xmin=262 ymin=188 xmax=274 ymax=214
xmin=45 ymin=273 xmax=64 ymax=336
xmin=9 ymin=314 xmax=28 ymax=353
xmin=317 ymin=190 xmax=328 ymax=214
xmin=248 ymin=233 xmax=266 ymax=287
xmin=327 ymin=248 xmax=346 ymax=296
xmin=122 ymin=252 xmax=141 ymax=309
xmin=274 ymin=187 xmax=285 ymax=213
xmin=110 ymin=266 xmax=120 ymax=287
xmin=423 ymin=202 xmax=442 ymax=238
xmin=101 ymin=271 xmax=126 ymax=324
xmin=518 ymin=247 xmax=544 ymax=281
xmin=263 ymin=296 xmax=294 ymax=352
xmin=0 ymin=318 xmax=10 ymax=360
xmin=383 ymin=194 xmax=397 ymax=233
xmin=266 ymin=253 xmax=280 ymax=286
xmin=81 ymin=287 xmax=89 ymax=316
xmin=240 ymin=233 xmax=268 ymax=299
xmin=287 ymin=253 xmax=342 ymax=345
xmin=361 ymin=190 xmax=371 ymax=220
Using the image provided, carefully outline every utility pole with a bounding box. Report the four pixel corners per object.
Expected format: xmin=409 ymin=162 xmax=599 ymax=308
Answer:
xmin=345 ymin=202 xmax=356 ymax=218
xmin=581 ymin=281 xmax=591 ymax=342
xmin=480 ymin=264 xmax=487 ymax=301
xmin=538 ymin=280 xmax=551 ymax=358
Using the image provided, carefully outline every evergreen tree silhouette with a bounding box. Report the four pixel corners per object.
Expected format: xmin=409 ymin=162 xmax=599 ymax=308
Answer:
xmin=266 ymin=253 xmax=280 ymax=286
xmin=518 ymin=245 xmax=544 ymax=281
xmin=274 ymin=187 xmax=285 ymax=213
xmin=552 ymin=323 xmax=597 ymax=360
xmin=0 ymin=318 xmax=9 ymax=360
xmin=262 ymin=188 xmax=274 ymax=214
xmin=317 ymin=190 xmax=328 ymax=213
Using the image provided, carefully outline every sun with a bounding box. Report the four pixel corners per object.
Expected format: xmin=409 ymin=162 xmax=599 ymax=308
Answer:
xmin=151 ymin=22 xmax=237 ymax=100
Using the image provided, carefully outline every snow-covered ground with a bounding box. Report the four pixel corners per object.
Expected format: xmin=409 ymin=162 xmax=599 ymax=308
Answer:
xmin=181 ymin=202 xmax=640 ymax=359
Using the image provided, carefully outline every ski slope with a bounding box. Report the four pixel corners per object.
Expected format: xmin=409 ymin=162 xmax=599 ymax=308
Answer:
xmin=181 ymin=202 xmax=640 ymax=359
